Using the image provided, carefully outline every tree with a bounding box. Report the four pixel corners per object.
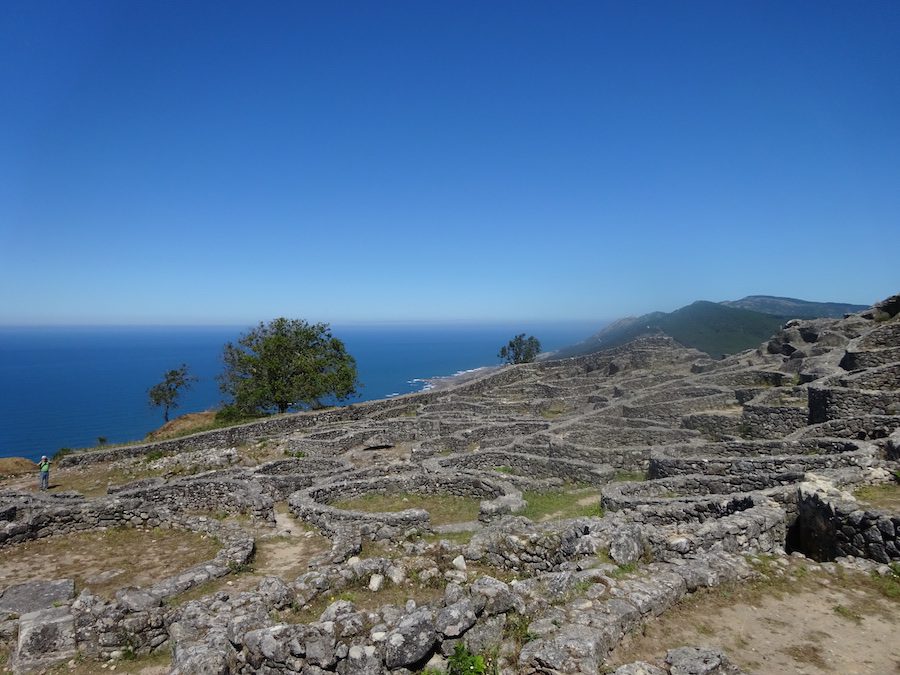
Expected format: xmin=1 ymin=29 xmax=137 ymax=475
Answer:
xmin=498 ymin=333 xmax=542 ymax=364
xmin=148 ymin=364 xmax=197 ymax=422
xmin=219 ymin=318 xmax=359 ymax=414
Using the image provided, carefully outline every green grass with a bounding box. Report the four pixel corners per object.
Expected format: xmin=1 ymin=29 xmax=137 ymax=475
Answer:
xmin=554 ymin=301 xmax=787 ymax=359
xmin=869 ymin=564 xmax=900 ymax=599
xmin=853 ymin=483 xmax=900 ymax=511
xmin=832 ymin=604 xmax=863 ymax=623
xmin=540 ymin=402 xmax=568 ymax=419
xmin=331 ymin=492 xmax=482 ymax=526
xmin=520 ymin=489 xmax=604 ymax=521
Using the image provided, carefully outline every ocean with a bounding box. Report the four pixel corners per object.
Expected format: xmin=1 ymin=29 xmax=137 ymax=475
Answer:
xmin=0 ymin=322 xmax=601 ymax=460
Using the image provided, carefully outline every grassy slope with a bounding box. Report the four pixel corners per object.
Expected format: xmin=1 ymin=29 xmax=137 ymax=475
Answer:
xmin=721 ymin=295 xmax=868 ymax=319
xmin=554 ymin=301 xmax=785 ymax=359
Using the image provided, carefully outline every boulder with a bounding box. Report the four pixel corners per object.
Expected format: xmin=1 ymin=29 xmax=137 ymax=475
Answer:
xmin=469 ymin=576 xmax=514 ymax=616
xmin=0 ymin=579 xmax=75 ymax=615
xmin=383 ymin=608 xmax=437 ymax=669
xmin=435 ymin=598 xmax=476 ymax=637
xmin=12 ymin=607 xmax=77 ymax=673
xmin=666 ymin=646 xmax=747 ymax=675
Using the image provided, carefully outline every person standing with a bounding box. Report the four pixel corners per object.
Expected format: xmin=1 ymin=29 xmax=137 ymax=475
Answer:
xmin=38 ymin=455 xmax=50 ymax=490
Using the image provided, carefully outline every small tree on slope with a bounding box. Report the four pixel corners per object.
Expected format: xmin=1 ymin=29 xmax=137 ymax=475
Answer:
xmin=148 ymin=364 xmax=197 ymax=422
xmin=498 ymin=334 xmax=542 ymax=364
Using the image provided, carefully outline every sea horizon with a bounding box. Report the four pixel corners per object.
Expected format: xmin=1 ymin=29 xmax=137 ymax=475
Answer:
xmin=0 ymin=321 xmax=603 ymax=460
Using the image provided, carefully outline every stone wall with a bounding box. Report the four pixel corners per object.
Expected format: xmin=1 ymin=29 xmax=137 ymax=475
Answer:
xmin=793 ymin=481 xmax=899 ymax=563
xmin=288 ymin=473 xmax=521 ymax=539
xmin=841 ymin=346 xmax=900 ymax=371
xmin=740 ymin=404 xmax=809 ymax=439
xmin=601 ymin=472 xmax=805 ymax=512
xmin=428 ymin=450 xmax=615 ymax=486
xmin=111 ymin=476 xmax=275 ymax=523
xmin=808 ymin=386 xmax=900 ymax=423
xmin=649 ymin=439 xmax=874 ymax=479
xmin=680 ymin=412 xmax=743 ymax=440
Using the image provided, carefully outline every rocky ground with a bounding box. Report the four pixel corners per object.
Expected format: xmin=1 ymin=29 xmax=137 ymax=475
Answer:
xmin=1 ymin=294 xmax=899 ymax=674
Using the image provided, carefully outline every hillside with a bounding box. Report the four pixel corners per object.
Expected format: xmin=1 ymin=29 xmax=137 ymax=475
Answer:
xmin=553 ymin=301 xmax=785 ymax=359
xmin=721 ymin=295 xmax=868 ymax=318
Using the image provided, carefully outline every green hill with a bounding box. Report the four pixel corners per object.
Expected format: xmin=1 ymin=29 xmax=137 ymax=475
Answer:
xmin=721 ymin=295 xmax=867 ymax=319
xmin=554 ymin=301 xmax=785 ymax=359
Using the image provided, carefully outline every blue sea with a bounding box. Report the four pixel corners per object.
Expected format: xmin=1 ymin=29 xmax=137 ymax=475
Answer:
xmin=0 ymin=322 xmax=601 ymax=460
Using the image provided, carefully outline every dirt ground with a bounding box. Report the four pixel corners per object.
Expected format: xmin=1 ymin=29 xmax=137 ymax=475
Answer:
xmin=169 ymin=507 xmax=332 ymax=604
xmin=0 ymin=528 xmax=221 ymax=600
xmin=608 ymin=559 xmax=900 ymax=674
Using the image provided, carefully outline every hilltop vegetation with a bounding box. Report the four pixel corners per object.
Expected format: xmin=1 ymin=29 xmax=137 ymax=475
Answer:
xmin=553 ymin=294 xmax=869 ymax=360
xmin=554 ymin=301 xmax=785 ymax=359
xmin=722 ymin=295 xmax=867 ymax=318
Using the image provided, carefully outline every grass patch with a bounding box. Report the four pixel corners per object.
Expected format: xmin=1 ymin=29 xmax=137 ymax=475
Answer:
xmin=520 ymin=489 xmax=604 ymax=522
xmin=47 ymin=648 xmax=172 ymax=674
xmin=503 ymin=611 xmax=537 ymax=647
xmin=331 ymin=492 xmax=482 ymax=526
xmin=540 ymin=402 xmax=568 ymax=419
xmin=610 ymin=562 xmax=638 ymax=579
xmin=0 ymin=527 xmax=220 ymax=600
xmin=612 ymin=470 xmax=647 ymax=482
xmin=781 ymin=644 xmax=829 ymax=670
xmin=832 ymin=604 xmax=863 ymax=623
xmin=869 ymin=564 xmax=900 ymax=599
xmin=853 ymin=482 xmax=900 ymax=511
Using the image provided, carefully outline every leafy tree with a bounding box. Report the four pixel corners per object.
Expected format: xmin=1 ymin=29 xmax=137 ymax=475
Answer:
xmin=219 ymin=318 xmax=358 ymax=414
xmin=498 ymin=333 xmax=542 ymax=364
xmin=148 ymin=364 xmax=197 ymax=422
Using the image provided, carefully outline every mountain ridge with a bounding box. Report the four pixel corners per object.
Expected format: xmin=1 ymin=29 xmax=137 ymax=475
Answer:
xmin=552 ymin=294 xmax=867 ymax=360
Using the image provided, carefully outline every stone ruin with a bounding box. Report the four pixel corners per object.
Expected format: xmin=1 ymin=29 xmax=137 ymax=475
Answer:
xmin=1 ymin=293 xmax=898 ymax=673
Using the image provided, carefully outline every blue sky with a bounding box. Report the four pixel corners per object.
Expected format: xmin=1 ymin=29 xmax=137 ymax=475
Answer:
xmin=1 ymin=1 xmax=898 ymax=325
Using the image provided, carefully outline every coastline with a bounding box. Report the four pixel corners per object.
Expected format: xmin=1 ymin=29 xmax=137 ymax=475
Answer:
xmin=419 ymin=365 xmax=503 ymax=392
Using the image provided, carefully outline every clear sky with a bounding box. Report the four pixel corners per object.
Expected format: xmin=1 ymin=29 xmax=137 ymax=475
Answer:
xmin=1 ymin=1 xmax=898 ymax=325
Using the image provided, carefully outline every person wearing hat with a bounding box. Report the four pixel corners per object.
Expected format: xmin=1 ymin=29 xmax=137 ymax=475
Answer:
xmin=38 ymin=455 xmax=50 ymax=491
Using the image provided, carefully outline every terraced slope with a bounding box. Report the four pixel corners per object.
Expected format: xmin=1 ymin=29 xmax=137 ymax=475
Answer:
xmin=1 ymin=293 xmax=898 ymax=674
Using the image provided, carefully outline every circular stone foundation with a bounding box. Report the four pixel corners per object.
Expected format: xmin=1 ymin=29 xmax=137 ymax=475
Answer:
xmin=288 ymin=472 xmax=523 ymax=539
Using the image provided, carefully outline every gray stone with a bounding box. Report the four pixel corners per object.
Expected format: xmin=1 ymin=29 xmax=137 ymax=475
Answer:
xmin=12 ymin=607 xmax=77 ymax=672
xmin=0 ymin=579 xmax=75 ymax=615
xmin=114 ymin=587 xmax=161 ymax=612
xmin=469 ymin=576 xmax=514 ymax=616
xmin=384 ymin=608 xmax=437 ymax=669
xmin=258 ymin=576 xmax=293 ymax=610
xmin=435 ymin=598 xmax=476 ymax=638
xmin=518 ymin=623 xmax=603 ymax=674
xmin=610 ymin=524 xmax=644 ymax=564
xmin=337 ymin=644 xmax=381 ymax=675
xmin=666 ymin=646 xmax=746 ymax=675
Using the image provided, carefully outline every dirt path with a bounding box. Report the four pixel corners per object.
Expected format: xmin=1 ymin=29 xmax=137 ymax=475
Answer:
xmin=609 ymin=560 xmax=900 ymax=674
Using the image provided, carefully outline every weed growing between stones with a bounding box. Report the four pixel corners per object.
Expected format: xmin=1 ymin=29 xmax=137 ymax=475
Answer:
xmin=445 ymin=643 xmax=498 ymax=675
xmin=610 ymin=562 xmax=638 ymax=579
xmin=503 ymin=611 xmax=537 ymax=647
